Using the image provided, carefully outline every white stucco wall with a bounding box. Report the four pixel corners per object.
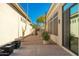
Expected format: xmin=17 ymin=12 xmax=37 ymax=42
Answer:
xmin=19 ymin=17 xmax=25 ymax=37
xmin=25 ymin=23 xmax=33 ymax=36
xmin=0 ymin=3 xmax=20 ymax=46
xmin=0 ymin=3 xmax=32 ymax=47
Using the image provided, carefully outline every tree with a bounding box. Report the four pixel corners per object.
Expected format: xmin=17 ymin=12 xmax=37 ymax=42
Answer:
xmin=36 ymin=16 xmax=46 ymax=26
xmin=31 ymin=24 xmax=38 ymax=29
xmin=37 ymin=16 xmax=45 ymax=23
xmin=31 ymin=24 xmax=40 ymax=35
xmin=36 ymin=15 xmax=46 ymax=30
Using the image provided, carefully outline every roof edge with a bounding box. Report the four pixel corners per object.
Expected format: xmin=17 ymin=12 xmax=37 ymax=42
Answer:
xmin=7 ymin=3 xmax=31 ymax=22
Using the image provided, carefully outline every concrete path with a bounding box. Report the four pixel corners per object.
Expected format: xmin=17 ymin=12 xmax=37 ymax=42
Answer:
xmin=21 ymin=34 xmax=43 ymax=45
xmin=11 ymin=33 xmax=72 ymax=56
xmin=11 ymin=45 xmax=72 ymax=56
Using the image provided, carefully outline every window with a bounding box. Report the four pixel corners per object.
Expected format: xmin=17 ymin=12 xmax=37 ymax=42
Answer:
xmin=63 ymin=3 xmax=79 ymax=55
xmin=48 ymin=21 xmax=51 ymax=34
xmin=70 ymin=4 xmax=78 ymax=54
xmin=70 ymin=4 xmax=78 ymax=15
xmin=48 ymin=12 xmax=58 ymax=35
xmin=78 ymin=19 xmax=79 ymax=22
xmin=63 ymin=3 xmax=74 ymax=11
xmin=51 ymin=17 xmax=58 ymax=35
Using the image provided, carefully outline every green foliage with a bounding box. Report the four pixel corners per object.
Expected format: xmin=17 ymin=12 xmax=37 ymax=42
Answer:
xmin=36 ymin=16 xmax=46 ymax=23
xmin=42 ymin=31 xmax=50 ymax=41
xmin=31 ymin=24 xmax=38 ymax=29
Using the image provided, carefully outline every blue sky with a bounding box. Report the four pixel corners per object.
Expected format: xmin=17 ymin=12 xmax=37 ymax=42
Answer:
xmin=19 ymin=3 xmax=51 ymax=24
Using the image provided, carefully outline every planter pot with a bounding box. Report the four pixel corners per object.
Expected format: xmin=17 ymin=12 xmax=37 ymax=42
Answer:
xmin=43 ymin=40 xmax=49 ymax=44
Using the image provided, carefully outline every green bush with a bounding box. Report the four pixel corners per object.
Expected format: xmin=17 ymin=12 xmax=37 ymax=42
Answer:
xmin=42 ymin=31 xmax=50 ymax=41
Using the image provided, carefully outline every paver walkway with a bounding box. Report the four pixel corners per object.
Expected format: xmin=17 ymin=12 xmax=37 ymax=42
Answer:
xmin=11 ymin=33 xmax=72 ymax=56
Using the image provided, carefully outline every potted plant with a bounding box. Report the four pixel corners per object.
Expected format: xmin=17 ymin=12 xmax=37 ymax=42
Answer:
xmin=42 ymin=31 xmax=50 ymax=44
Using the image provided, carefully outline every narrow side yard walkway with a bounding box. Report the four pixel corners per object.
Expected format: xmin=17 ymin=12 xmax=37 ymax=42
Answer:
xmin=21 ymin=33 xmax=43 ymax=45
xmin=11 ymin=45 xmax=72 ymax=56
xmin=11 ymin=33 xmax=72 ymax=56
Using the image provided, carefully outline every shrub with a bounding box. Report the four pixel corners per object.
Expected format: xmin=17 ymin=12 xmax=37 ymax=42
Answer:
xmin=42 ymin=31 xmax=50 ymax=41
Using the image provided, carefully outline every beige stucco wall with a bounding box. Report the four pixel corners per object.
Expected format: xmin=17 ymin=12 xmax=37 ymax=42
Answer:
xmin=0 ymin=3 xmax=32 ymax=47
xmin=46 ymin=4 xmax=64 ymax=46
xmin=46 ymin=4 xmax=59 ymax=44
xmin=57 ymin=4 xmax=63 ymax=46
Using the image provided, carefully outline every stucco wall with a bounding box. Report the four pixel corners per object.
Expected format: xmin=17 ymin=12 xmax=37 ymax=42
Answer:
xmin=0 ymin=3 xmax=32 ymax=47
xmin=57 ymin=4 xmax=63 ymax=46
xmin=0 ymin=3 xmax=19 ymax=46
xmin=25 ymin=21 xmax=33 ymax=36
xmin=46 ymin=4 xmax=64 ymax=46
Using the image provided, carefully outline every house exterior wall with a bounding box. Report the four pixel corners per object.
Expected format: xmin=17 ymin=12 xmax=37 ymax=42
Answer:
xmin=24 ymin=21 xmax=33 ymax=36
xmin=57 ymin=4 xmax=63 ymax=46
xmin=47 ymin=3 xmax=79 ymax=55
xmin=0 ymin=3 xmax=32 ymax=47
xmin=46 ymin=4 xmax=64 ymax=46
xmin=47 ymin=4 xmax=58 ymax=44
